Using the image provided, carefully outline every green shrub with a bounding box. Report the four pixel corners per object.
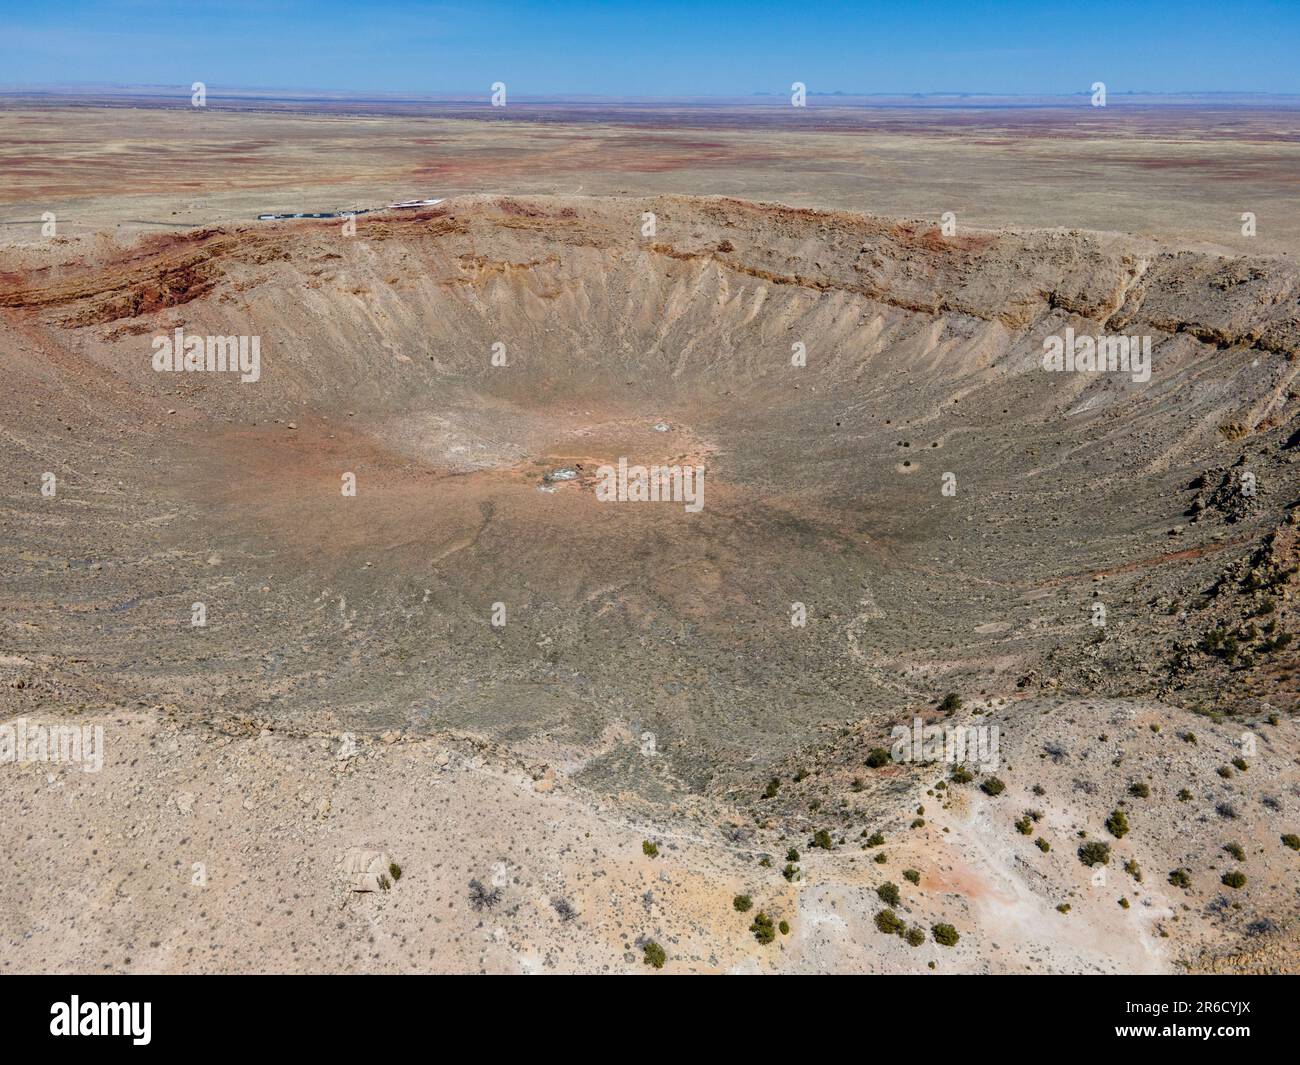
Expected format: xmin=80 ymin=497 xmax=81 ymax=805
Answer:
xmin=733 ymin=894 xmax=753 ymax=912
xmin=1232 ymin=757 xmax=1248 ymax=772
xmin=750 ymin=911 xmax=776 ymax=944
xmin=938 ymin=692 xmax=963 ymax=714
xmin=1129 ymin=782 xmax=1150 ymax=798
xmin=786 ymin=847 xmax=799 ymax=862
xmin=874 ymin=908 xmax=904 ymax=935
xmin=1015 ymin=815 xmax=1033 ymax=835
xmin=864 ymin=831 xmax=885 ymax=847
xmin=1221 ymin=871 xmax=1247 ymax=889
xmin=1282 ymin=834 xmax=1300 ymax=851
xmin=643 ymin=940 xmax=666 ymax=968
xmin=951 ymin=765 xmax=974 ymax=784
xmin=1105 ymin=809 xmax=1130 ymax=839
xmin=642 ymin=840 xmax=659 ymax=857
xmin=980 ymin=776 xmax=1006 ymax=797
xmin=904 ymin=925 xmax=926 ymax=947
xmin=866 ymin=748 xmax=891 ymax=768
xmin=877 ymin=881 xmax=900 ymax=906
xmin=910 ymin=817 xmax=925 ymax=829
xmin=1078 ymin=841 xmax=1111 ymax=867
xmin=1178 ymin=788 xmax=1193 ymax=801
xmin=1168 ymin=868 xmax=1191 ymax=889
xmin=811 ymin=829 xmax=833 ymax=850
xmin=1124 ymin=859 xmax=1142 ymax=882
xmin=1200 ymin=627 xmax=1239 ymax=661
xmin=782 ymin=863 xmax=799 ymax=882
xmin=762 ymin=777 xmax=781 ymax=799
xmin=931 ymin=923 xmax=960 ymax=947
xmin=1056 ymin=903 xmax=1071 ymax=914
xmin=1035 ymin=837 xmax=1051 ymax=853
xmin=388 ymin=861 xmax=402 ymax=881
xmin=1118 ymin=897 xmax=1130 ymax=909
xmin=903 ymin=868 xmax=921 ymax=885
xmin=1223 ymin=842 xmax=1245 ymax=861
xmin=778 ymin=920 xmax=790 ymax=935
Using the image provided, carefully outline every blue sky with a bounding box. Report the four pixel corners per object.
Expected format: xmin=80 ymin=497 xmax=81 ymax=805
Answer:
xmin=3 ymin=0 xmax=1298 ymax=96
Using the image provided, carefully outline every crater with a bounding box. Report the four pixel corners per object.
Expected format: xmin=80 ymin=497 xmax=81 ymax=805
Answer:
xmin=2 ymin=194 xmax=1297 ymax=797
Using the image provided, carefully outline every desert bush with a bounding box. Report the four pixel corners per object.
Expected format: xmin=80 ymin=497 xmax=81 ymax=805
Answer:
xmin=877 ymin=882 xmax=901 ymax=906
xmin=750 ymin=911 xmax=776 ymax=944
xmin=1105 ymin=809 xmax=1130 ymax=839
xmin=903 ymin=868 xmax=921 ymax=885
xmin=1221 ymin=871 xmax=1247 ymax=889
xmin=951 ymin=765 xmax=974 ymax=784
xmin=642 ymin=940 xmax=666 ymax=968
xmin=468 ymin=878 xmax=502 ymax=911
xmin=1078 ymin=841 xmax=1111 ymax=867
xmin=1168 ymin=868 xmax=1192 ymax=889
xmin=981 ymin=776 xmax=1006 ymax=797
xmin=1282 ymin=834 xmax=1300 ymax=851
xmin=733 ymin=894 xmax=753 ymax=912
xmin=811 ymin=829 xmax=833 ymax=850
xmin=1129 ymin=782 xmax=1150 ymax=798
xmin=874 ymin=908 xmax=904 ymax=935
xmin=1223 ymin=842 xmax=1245 ymax=861
xmin=938 ymin=692 xmax=963 ymax=714
xmin=866 ymin=748 xmax=891 ymax=768
xmin=1035 ymin=837 xmax=1051 ymax=853
xmin=931 ymin=923 xmax=960 ymax=947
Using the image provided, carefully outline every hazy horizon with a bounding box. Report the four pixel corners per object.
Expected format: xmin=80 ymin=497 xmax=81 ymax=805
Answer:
xmin=4 ymin=0 xmax=1298 ymax=97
